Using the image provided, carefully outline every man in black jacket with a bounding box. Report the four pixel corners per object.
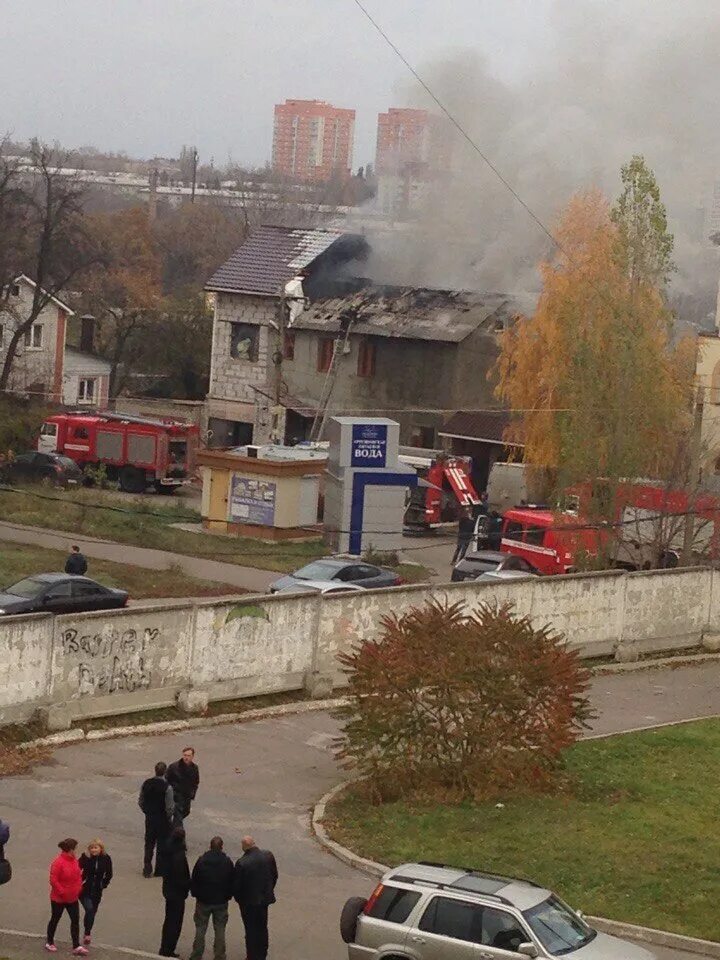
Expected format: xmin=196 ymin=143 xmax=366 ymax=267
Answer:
xmin=65 ymin=545 xmax=88 ymax=576
xmin=189 ymin=837 xmax=234 ymax=960
xmin=166 ymin=747 xmax=200 ymax=822
xmin=138 ymin=761 xmax=174 ymax=878
xmin=159 ymin=827 xmax=190 ymax=957
xmin=233 ymin=836 xmax=278 ymax=960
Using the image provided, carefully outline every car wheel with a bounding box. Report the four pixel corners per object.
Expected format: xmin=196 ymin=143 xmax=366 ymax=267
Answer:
xmin=340 ymin=896 xmax=367 ymax=944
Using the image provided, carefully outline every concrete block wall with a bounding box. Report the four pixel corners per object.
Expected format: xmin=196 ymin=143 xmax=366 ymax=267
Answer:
xmin=1 ymin=567 xmax=719 ymax=729
xmin=209 ymin=293 xmax=274 ymax=403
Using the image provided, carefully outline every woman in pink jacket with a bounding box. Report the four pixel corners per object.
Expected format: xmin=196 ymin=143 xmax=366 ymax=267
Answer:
xmin=45 ymin=839 xmax=87 ymax=955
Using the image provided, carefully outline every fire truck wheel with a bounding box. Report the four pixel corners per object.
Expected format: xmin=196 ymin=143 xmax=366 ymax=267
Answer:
xmin=119 ymin=466 xmax=147 ymax=494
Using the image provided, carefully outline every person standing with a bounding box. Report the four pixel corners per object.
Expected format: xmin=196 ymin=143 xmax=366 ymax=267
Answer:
xmin=45 ymin=838 xmax=87 ymax=955
xmin=233 ymin=836 xmax=278 ymax=960
xmin=78 ymin=839 xmax=113 ymax=945
xmin=64 ymin=546 xmax=88 ymax=576
xmin=159 ymin=826 xmax=191 ymax=958
xmin=188 ymin=837 xmax=234 ymax=960
xmin=451 ymin=507 xmax=476 ymax=564
xmin=139 ymin=761 xmax=175 ymax=877
xmin=167 ymin=747 xmax=200 ymax=822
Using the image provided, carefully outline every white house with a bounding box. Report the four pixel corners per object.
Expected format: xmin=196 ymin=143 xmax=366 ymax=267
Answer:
xmin=0 ymin=275 xmax=111 ymax=407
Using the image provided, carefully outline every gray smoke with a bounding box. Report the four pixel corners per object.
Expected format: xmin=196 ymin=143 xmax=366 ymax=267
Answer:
xmin=354 ymin=0 xmax=720 ymax=318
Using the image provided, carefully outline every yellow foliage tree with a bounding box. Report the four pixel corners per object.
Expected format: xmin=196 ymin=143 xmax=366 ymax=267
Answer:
xmin=495 ymin=190 xmax=693 ymax=509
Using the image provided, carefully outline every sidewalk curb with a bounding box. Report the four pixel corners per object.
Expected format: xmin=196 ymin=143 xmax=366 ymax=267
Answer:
xmin=310 ymin=781 xmax=720 ymax=957
xmin=17 ymin=697 xmax=347 ymax=751
xmin=0 ymin=928 xmax=164 ymax=959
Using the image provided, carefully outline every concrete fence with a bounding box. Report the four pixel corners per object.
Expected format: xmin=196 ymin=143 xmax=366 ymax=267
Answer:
xmin=2 ymin=567 xmax=719 ymax=730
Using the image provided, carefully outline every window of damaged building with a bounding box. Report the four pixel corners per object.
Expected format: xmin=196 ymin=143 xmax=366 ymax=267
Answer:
xmin=357 ymin=337 xmax=376 ymax=378
xmin=283 ymin=331 xmax=296 ymax=360
xmin=229 ymin=323 xmax=259 ymax=362
xmin=317 ymin=336 xmax=334 ymax=372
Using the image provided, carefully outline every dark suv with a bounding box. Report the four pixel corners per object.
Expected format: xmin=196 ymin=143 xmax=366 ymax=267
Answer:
xmin=0 ymin=451 xmax=83 ymax=487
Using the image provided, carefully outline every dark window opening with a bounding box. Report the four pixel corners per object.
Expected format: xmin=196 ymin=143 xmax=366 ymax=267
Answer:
xmin=357 ymin=337 xmax=376 ymax=377
xmin=317 ymin=337 xmax=334 ymax=373
xmin=283 ymin=331 xmax=296 ymax=360
xmin=230 ymin=323 xmax=259 ymax=362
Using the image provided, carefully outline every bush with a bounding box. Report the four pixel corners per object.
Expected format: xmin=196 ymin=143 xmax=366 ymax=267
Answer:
xmin=336 ymin=599 xmax=593 ymax=803
xmin=0 ymin=398 xmax=50 ymax=455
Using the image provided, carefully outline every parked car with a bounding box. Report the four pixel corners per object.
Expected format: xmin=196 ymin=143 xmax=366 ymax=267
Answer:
xmin=0 ymin=574 xmax=129 ymax=616
xmin=0 ymin=451 xmax=83 ymax=487
xmin=269 ymin=558 xmax=403 ymax=594
xmin=452 ymin=548 xmax=538 ymax=583
xmin=341 ymin=861 xmax=656 ymax=960
xmin=274 ymin=581 xmax=366 ymax=596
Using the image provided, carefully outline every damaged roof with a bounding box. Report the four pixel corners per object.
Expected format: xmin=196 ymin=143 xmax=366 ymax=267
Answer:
xmin=439 ymin=409 xmax=523 ymax=445
xmin=206 ymin=224 xmax=360 ymax=297
xmin=292 ymin=286 xmax=522 ymax=343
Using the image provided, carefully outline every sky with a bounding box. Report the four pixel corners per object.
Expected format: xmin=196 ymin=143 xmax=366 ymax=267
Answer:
xmin=0 ymin=0 xmax=553 ymax=168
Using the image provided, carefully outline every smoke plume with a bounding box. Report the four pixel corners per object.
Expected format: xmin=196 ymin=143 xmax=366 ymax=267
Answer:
xmin=355 ymin=0 xmax=720 ymax=321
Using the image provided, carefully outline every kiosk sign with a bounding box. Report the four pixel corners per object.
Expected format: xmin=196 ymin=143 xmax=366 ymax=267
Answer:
xmin=351 ymin=423 xmax=388 ymax=467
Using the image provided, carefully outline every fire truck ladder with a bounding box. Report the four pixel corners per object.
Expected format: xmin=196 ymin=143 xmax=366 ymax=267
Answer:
xmin=309 ymin=311 xmax=357 ymax=441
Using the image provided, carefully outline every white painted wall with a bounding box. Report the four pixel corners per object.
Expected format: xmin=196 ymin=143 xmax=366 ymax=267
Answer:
xmin=0 ymin=567 xmax=718 ymax=726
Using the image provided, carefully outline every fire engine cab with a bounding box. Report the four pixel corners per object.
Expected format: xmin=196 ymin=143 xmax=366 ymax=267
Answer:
xmin=38 ymin=412 xmax=199 ymax=494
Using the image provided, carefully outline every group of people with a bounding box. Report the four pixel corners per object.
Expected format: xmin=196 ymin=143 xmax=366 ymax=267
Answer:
xmin=16 ymin=745 xmax=277 ymax=960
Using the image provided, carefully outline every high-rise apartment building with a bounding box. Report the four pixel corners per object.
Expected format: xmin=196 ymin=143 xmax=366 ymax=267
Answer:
xmin=375 ymin=107 xmax=451 ymax=175
xmin=272 ymin=100 xmax=355 ymax=182
xmin=375 ymin=107 xmax=453 ymax=220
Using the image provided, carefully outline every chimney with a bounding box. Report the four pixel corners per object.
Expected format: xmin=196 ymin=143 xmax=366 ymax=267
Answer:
xmin=80 ymin=314 xmax=95 ymax=354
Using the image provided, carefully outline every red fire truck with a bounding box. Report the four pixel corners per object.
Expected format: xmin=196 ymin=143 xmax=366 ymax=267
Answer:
xmin=492 ymin=481 xmax=720 ymax=575
xmin=38 ymin=412 xmax=199 ymax=494
xmin=403 ymin=453 xmax=482 ymax=528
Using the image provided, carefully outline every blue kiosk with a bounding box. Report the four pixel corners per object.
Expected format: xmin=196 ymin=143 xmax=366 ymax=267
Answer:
xmin=323 ymin=417 xmax=418 ymax=555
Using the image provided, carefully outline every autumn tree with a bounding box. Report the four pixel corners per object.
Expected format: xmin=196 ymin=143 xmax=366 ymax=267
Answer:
xmin=337 ymin=599 xmax=592 ymax=803
xmin=83 ymin=206 xmax=161 ymax=396
xmin=611 ymin=154 xmax=674 ymax=290
xmin=0 ymin=146 xmax=99 ymax=393
xmin=496 ymin=189 xmax=692 ymax=519
xmin=138 ymin=293 xmax=213 ymax=399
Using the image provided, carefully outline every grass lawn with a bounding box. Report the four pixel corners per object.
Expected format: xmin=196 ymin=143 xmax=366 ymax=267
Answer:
xmin=0 ymin=541 xmax=244 ymax=599
xmin=0 ymin=486 xmax=431 ymax=579
xmin=328 ymin=719 xmax=720 ymax=941
xmin=0 ymin=485 xmax=325 ymax=573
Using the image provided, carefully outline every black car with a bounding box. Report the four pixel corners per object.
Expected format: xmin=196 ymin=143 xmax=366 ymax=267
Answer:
xmin=451 ymin=549 xmax=538 ymax=583
xmin=0 ymin=451 xmax=83 ymax=487
xmin=0 ymin=573 xmax=129 ymax=616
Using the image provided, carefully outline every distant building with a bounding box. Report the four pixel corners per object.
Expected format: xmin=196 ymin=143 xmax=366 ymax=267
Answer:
xmin=271 ymin=100 xmax=355 ymax=183
xmin=374 ymin=107 xmax=453 ymax=220
xmin=0 ymin=276 xmax=111 ymax=407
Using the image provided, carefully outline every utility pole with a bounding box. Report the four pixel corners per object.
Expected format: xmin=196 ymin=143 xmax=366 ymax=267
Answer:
xmin=190 ymin=147 xmax=198 ymax=203
xmin=681 ymin=386 xmax=704 ymax=565
xmin=270 ymin=291 xmax=288 ymax=444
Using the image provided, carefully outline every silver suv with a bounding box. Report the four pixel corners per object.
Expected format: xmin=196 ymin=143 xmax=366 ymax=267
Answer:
xmin=341 ymin=862 xmax=656 ymax=960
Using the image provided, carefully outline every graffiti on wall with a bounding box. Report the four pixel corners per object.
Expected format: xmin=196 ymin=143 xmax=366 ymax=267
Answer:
xmin=61 ymin=626 xmax=156 ymax=695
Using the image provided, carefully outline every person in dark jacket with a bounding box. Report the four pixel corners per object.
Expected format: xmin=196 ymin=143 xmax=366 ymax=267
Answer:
xmin=78 ymin=839 xmax=112 ymax=944
xmin=139 ymin=761 xmax=175 ymax=877
xmin=159 ymin=827 xmax=190 ymax=958
xmin=451 ymin=507 xmax=476 ymax=564
xmin=233 ymin=836 xmax=278 ymax=960
xmin=189 ymin=837 xmax=234 ymax=960
xmin=65 ymin=546 xmax=88 ymax=576
xmin=166 ymin=747 xmax=200 ymax=822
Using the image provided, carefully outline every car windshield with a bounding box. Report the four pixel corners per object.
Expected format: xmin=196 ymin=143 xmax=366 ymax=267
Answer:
xmin=465 ymin=555 xmax=501 ymax=571
xmin=523 ymin=896 xmax=596 ymax=956
xmin=55 ymin=456 xmax=79 ymax=468
xmin=5 ymin=577 xmax=48 ymax=599
xmin=292 ymin=561 xmax=341 ymax=581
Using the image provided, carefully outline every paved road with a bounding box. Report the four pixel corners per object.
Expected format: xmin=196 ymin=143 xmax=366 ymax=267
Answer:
xmin=0 ymin=519 xmax=276 ymax=593
xmin=2 ymin=661 xmax=720 ymax=959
